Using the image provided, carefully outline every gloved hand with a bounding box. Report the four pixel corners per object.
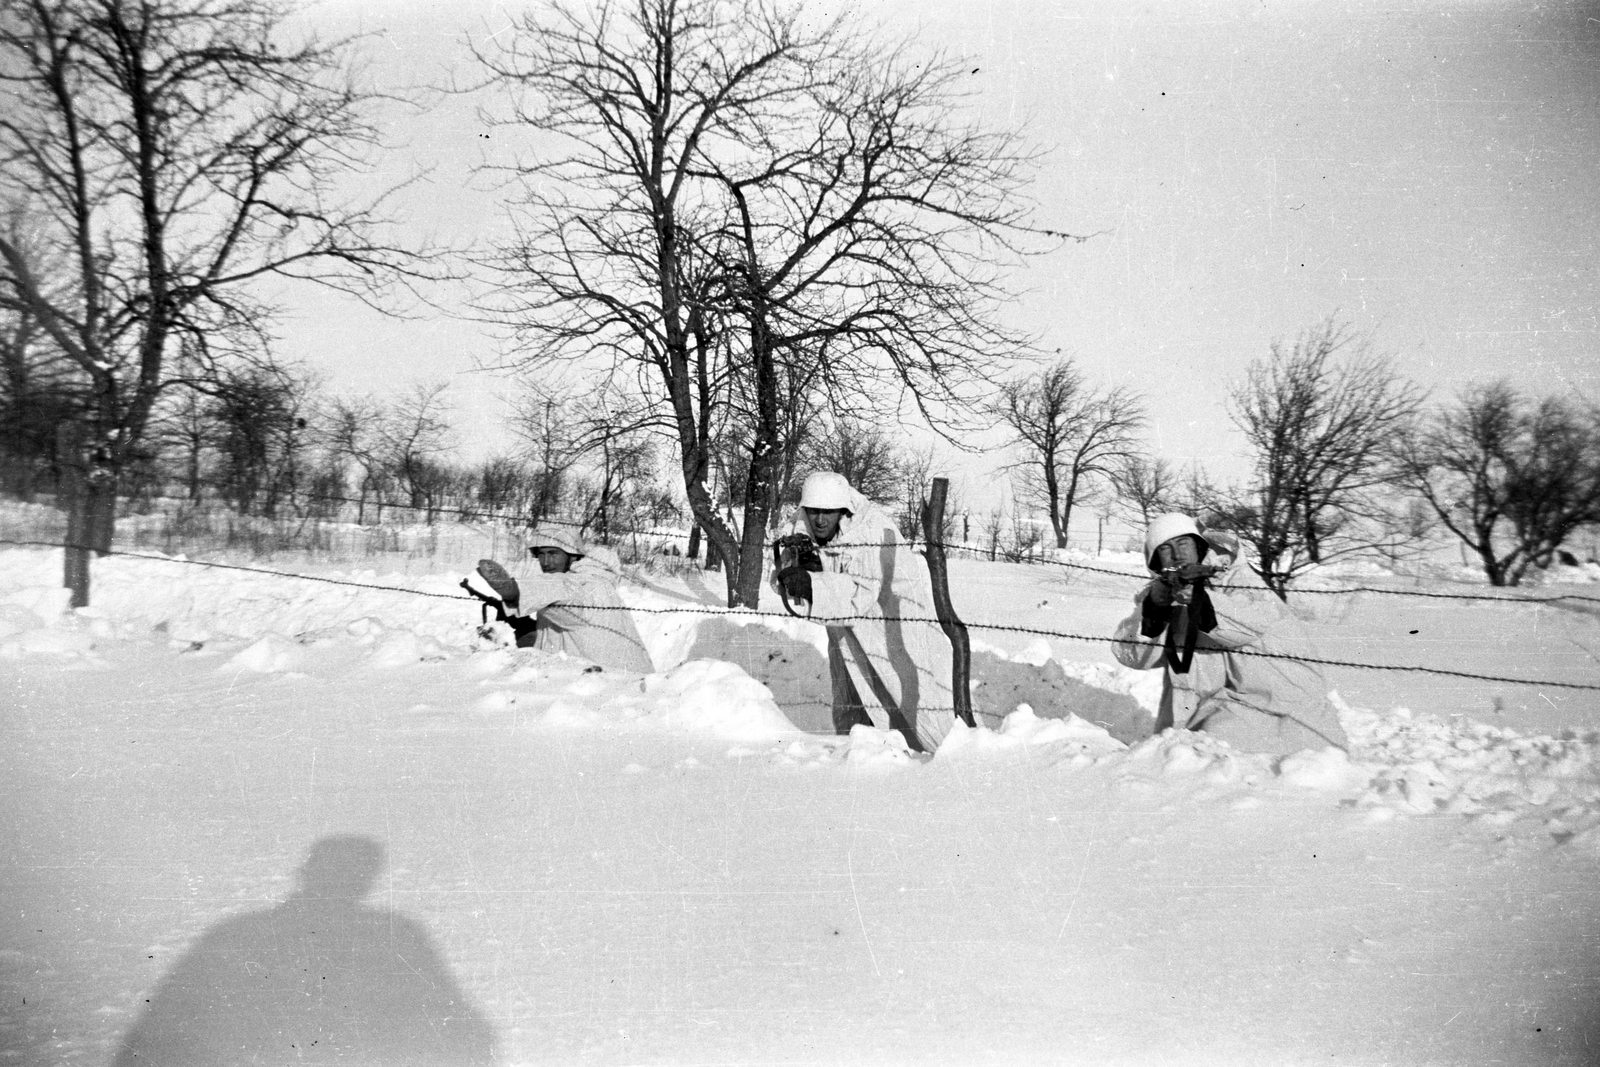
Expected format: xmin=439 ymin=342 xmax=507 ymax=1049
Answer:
xmin=1140 ymin=581 xmax=1174 ymax=637
xmin=776 ymin=565 xmax=813 ymax=604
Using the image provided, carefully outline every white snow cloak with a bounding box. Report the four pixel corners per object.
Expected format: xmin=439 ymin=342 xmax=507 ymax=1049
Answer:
xmin=1111 ymin=533 xmax=1349 ymax=755
xmin=775 ymin=493 xmax=955 ymax=751
xmin=508 ymin=545 xmax=654 ymax=674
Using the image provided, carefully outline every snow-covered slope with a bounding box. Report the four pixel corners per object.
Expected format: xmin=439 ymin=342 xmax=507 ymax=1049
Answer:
xmin=3 ymin=545 xmax=1599 ymax=1065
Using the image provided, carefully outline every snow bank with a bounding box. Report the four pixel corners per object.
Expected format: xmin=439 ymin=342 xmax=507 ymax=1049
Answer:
xmin=936 ymin=704 xmax=1128 ymax=764
xmin=223 ymin=635 xmax=305 ymax=674
xmin=8 ymin=544 xmax=1599 ymax=840
xmin=1340 ymin=696 xmax=1600 ymax=830
xmin=0 ymin=547 xmax=477 ymax=656
xmin=971 ymin=635 xmax=1162 ymax=720
xmin=619 ymin=582 xmax=827 ymax=673
xmin=473 ymin=654 xmax=805 ymax=742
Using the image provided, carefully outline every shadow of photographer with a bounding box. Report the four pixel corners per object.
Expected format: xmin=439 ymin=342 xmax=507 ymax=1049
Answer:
xmin=112 ymin=834 xmax=499 ymax=1066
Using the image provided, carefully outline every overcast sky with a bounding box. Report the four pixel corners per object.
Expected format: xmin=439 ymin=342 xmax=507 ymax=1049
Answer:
xmin=274 ymin=0 xmax=1600 ymax=512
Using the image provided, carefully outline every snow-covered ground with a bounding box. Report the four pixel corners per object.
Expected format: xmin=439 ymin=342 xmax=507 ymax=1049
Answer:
xmin=3 ymin=542 xmax=1600 ymax=1065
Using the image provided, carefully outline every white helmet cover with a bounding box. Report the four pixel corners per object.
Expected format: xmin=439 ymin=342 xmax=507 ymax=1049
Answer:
xmin=1143 ymin=512 xmax=1203 ymax=571
xmin=799 ymin=471 xmax=855 ymax=513
xmin=526 ymin=526 xmax=586 ymax=556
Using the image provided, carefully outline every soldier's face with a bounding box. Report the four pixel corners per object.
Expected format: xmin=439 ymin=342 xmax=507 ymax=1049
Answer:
xmin=532 ymin=547 xmax=572 ymax=573
xmin=1156 ymin=535 xmax=1203 ymax=570
xmin=804 ymin=507 xmax=845 ymax=543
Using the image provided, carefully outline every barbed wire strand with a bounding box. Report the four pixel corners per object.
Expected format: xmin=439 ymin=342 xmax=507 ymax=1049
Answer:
xmin=5 ymin=536 xmax=1597 ymax=692
xmin=50 ymin=492 xmax=1600 ymax=605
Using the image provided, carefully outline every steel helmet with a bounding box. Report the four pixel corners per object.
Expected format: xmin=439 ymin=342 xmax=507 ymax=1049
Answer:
xmin=798 ymin=471 xmax=854 ymax=513
xmin=525 ymin=526 xmax=586 ymax=557
xmin=1143 ymin=512 xmax=1203 ymax=571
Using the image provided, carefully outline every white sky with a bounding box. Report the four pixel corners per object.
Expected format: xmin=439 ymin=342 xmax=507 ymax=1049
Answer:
xmin=270 ymin=0 xmax=1600 ymax=514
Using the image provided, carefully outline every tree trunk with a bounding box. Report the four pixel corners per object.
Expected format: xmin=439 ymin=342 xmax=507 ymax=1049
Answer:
xmin=733 ymin=303 xmax=782 ymax=610
xmin=56 ymin=423 xmax=114 ymax=606
xmin=686 ymin=523 xmax=701 ymax=561
xmin=57 ymin=423 xmax=90 ymax=607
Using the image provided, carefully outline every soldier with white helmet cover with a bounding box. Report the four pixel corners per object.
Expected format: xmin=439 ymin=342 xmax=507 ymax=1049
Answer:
xmin=1111 ymin=512 xmax=1348 ymax=754
xmin=463 ymin=527 xmax=654 ymax=674
xmin=771 ymin=471 xmax=955 ymax=752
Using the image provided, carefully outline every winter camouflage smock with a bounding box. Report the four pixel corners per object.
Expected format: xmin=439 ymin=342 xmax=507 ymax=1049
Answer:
xmin=1111 ymin=533 xmax=1348 ymax=755
xmin=509 ymin=546 xmax=654 ymax=674
xmin=773 ymin=491 xmax=955 ymax=752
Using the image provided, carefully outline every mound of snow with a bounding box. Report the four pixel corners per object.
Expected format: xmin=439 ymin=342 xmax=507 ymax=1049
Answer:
xmin=367 ymin=632 xmax=449 ymax=667
xmin=1053 ymin=659 xmax=1164 ymax=715
xmin=2 ymin=581 xmax=71 ymax=623
xmin=624 ymin=590 xmax=828 ymax=674
xmin=1278 ymin=746 xmax=1369 ymax=792
xmin=0 ymin=548 xmax=482 ymax=651
xmin=0 ymin=603 xmax=45 ymax=639
xmin=223 ymin=635 xmax=303 ymax=674
xmin=742 ymin=725 xmax=921 ymax=772
xmin=529 ymin=659 xmax=804 ymax=742
xmin=936 ymin=705 xmax=1127 ymax=763
xmin=0 ymin=626 xmax=96 ymax=659
xmin=842 ymin=724 xmax=919 ymax=770
xmin=1106 ymin=729 xmax=1272 ymax=803
xmin=633 ymin=659 xmax=806 ymax=740
xmin=1340 ymin=696 xmax=1600 ymax=826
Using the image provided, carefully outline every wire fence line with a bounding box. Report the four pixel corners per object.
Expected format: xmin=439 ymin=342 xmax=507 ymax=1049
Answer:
xmin=5 ymin=536 xmax=1598 ymax=693
xmin=26 ymin=488 xmax=1600 ymax=605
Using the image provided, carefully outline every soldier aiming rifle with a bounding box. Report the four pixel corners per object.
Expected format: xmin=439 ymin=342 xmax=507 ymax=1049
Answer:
xmin=1112 ymin=513 xmax=1348 ymax=754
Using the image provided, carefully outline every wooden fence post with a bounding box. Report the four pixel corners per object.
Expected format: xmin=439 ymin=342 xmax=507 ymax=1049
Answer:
xmin=921 ymin=477 xmax=975 ymax=728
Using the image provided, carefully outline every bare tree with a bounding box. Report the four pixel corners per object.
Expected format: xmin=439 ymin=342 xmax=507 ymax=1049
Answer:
xmin=472 ymin=0 xmax=820 ymax=604
xmin=325 ymin=395 xmax=390 ymax=524
xmin=509 ymin=384 xmax=591 ymax=526
xmin=802 ymin=419 xmax=905 ymax=506
xmin=689 ymin=34 xmax=1042 ymax=600
xmin=380 ymin=382 xmax=454 ymax=514
xmin=473 ymin=455 xmax=528 ymax=518
xmin=475 ymin=0 xmax=1049 ymax=606
xmin=979 ymin=504 xmax=1006 ymax=561
xmin=1004 ymin=498 xmax=1045 ymax=562
xmin=0 ymin=198 xmax=83 ymax=498
xmin=892 ymin=447 xmax=963 ymax=544
xmin=568 ymin=387 xmax=658 ymax=544
xmin=991 ymin=358 xmax=1146 ymax=550
xmin=1220 ymin=319 xmax=1424 ymax=597
xmin=205 ymin=364 xmax=316 ymax=518
xmin=0 ymin=0 xmax=429 ymax=549
xmin=1109 ymin=453 xmax=1179 ymax=530
xmin=1398 ymin=381 xmax=1600 ymax=586
xmin=153 ymin=384 xmax=214 ymax=503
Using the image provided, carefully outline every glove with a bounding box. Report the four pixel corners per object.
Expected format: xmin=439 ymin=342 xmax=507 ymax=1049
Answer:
xmin=1140 ymin=584 xmax=1174 ymax=638
xmin=776 ymin=565 xmax=813 ymax=604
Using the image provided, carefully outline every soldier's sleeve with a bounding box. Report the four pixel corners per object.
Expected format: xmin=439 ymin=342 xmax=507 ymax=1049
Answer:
xmin=1113 ymin=589 xmax=1167 ymax=670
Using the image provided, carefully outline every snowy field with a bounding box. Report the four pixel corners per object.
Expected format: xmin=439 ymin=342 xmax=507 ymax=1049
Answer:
xmin=4 ymin=541 xmax=1600 ymax=1065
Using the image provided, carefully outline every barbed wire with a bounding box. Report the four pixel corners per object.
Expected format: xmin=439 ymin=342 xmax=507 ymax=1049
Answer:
xmin=44 ymin=491 xmax=1600 ymax=606
xmin=5 ymin=536 xmax=1597 ymax=692
xmin=819 ymin=538 xmax=1600 ymax=606
xmin=0 ymin=538 xmax=470 ymax=601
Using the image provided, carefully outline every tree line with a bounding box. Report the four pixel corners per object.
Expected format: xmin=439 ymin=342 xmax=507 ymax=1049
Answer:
xmin=989 ymin=318 xmax=1600 ymax=595
xmin=2 ymin=0 xmax=1596 ymax=603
